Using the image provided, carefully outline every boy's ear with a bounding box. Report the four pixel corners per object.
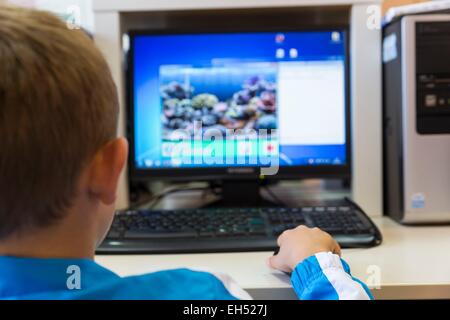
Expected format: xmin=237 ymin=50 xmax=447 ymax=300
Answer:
xmin=87 ymin=138 xmax=128 ymax=205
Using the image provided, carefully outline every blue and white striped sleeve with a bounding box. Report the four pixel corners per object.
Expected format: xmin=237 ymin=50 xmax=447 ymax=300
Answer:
xmin=290 ymin=252 xmax=373 ymax=300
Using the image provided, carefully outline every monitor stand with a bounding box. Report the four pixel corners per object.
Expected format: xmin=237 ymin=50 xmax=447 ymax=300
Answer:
xmin=204 ymin=180 xmax=280 ymax=208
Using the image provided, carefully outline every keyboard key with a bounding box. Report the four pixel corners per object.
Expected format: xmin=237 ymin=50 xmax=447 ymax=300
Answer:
xmin=321 ymin=227 xmax=344 ymax=234
xmin=107 ymin=230 xmax=122 ymax=239
xmin=249 ymin=218 xmax=264 ymax=225
xmin=125 ymin=229 xmax=197 ymax=239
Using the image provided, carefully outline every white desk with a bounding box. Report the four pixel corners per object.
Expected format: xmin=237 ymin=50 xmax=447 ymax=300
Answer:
xmin=96 ymin=217 xmax=450 ymax=299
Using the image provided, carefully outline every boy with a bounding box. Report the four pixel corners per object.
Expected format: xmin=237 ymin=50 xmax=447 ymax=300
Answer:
xmin=0 ymin=5 xmax=372 ymax=300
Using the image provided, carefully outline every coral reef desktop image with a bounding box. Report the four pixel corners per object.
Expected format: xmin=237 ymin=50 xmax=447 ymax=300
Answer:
xmin=160 ymin=64 xmax=278 ymax=141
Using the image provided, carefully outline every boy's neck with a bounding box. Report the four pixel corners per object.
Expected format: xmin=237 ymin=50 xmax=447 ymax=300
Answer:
xmin=0 ymin=209 xmax=96 ymax=260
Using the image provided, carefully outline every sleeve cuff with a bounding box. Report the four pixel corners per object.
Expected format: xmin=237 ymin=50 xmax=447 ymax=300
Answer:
xmin=290 ymin=252 xmax=344 ymax=297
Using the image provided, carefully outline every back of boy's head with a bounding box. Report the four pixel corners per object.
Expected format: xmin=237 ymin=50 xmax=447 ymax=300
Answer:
xmin=0 ymin=6 xmax=119 ymax=239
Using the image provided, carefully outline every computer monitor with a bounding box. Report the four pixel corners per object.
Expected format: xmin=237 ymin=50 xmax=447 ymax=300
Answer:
xmin=127 ymin=29 xmax=350 ymax=205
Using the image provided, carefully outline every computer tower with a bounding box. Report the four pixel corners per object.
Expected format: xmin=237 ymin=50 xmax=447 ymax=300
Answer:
xmin=383 ymin=14 xmax=450 ymax=224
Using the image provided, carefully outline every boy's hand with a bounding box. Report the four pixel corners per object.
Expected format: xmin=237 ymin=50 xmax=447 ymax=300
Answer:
xmin=268 ymin=226 xmax=341 ymax=273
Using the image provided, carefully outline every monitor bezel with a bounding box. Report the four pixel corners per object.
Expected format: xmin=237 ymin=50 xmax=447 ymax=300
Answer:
xmin=126 ymin=27 xmax=351 ymax=181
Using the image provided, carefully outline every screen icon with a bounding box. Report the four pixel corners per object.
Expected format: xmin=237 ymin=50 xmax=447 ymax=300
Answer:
xmin=275 ymin=33 xmax=285 ymax=44
xmin=144 ymin=159 xmax=153 ymax=167
xmin=331 ymin=31 xmax=341 ymax=42
xmin=289 ymin=48 xmax=298 ymax=58
xmin=276 ymin=48 xmax=285 ymax=59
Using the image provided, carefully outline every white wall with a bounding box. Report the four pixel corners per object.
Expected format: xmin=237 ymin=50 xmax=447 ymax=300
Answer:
xmin=6 ymin=0 xmax=94 ymax=32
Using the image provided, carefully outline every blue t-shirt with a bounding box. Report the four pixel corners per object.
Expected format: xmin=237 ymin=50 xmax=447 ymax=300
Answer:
xmin=0 ymin=256 xmax=238 ymax=299
xmin=0 ymin=252 xmax=373 ymax=300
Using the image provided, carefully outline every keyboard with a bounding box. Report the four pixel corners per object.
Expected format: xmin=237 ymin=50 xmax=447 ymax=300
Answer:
xmin=97 ymin=202 xmax=382 ymax=254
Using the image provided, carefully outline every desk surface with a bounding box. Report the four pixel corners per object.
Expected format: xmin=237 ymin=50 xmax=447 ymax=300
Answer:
xmin=95 ymin=217 xmax=450 ymax=299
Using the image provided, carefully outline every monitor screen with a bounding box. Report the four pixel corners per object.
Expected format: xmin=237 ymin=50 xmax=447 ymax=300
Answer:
xmin=129 ymin=30 xmax=348 ymax=176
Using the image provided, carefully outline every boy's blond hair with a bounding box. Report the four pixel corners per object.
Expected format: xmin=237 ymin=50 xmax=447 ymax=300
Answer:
xmin=0 ymin=6 xmax=119 ymax=238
